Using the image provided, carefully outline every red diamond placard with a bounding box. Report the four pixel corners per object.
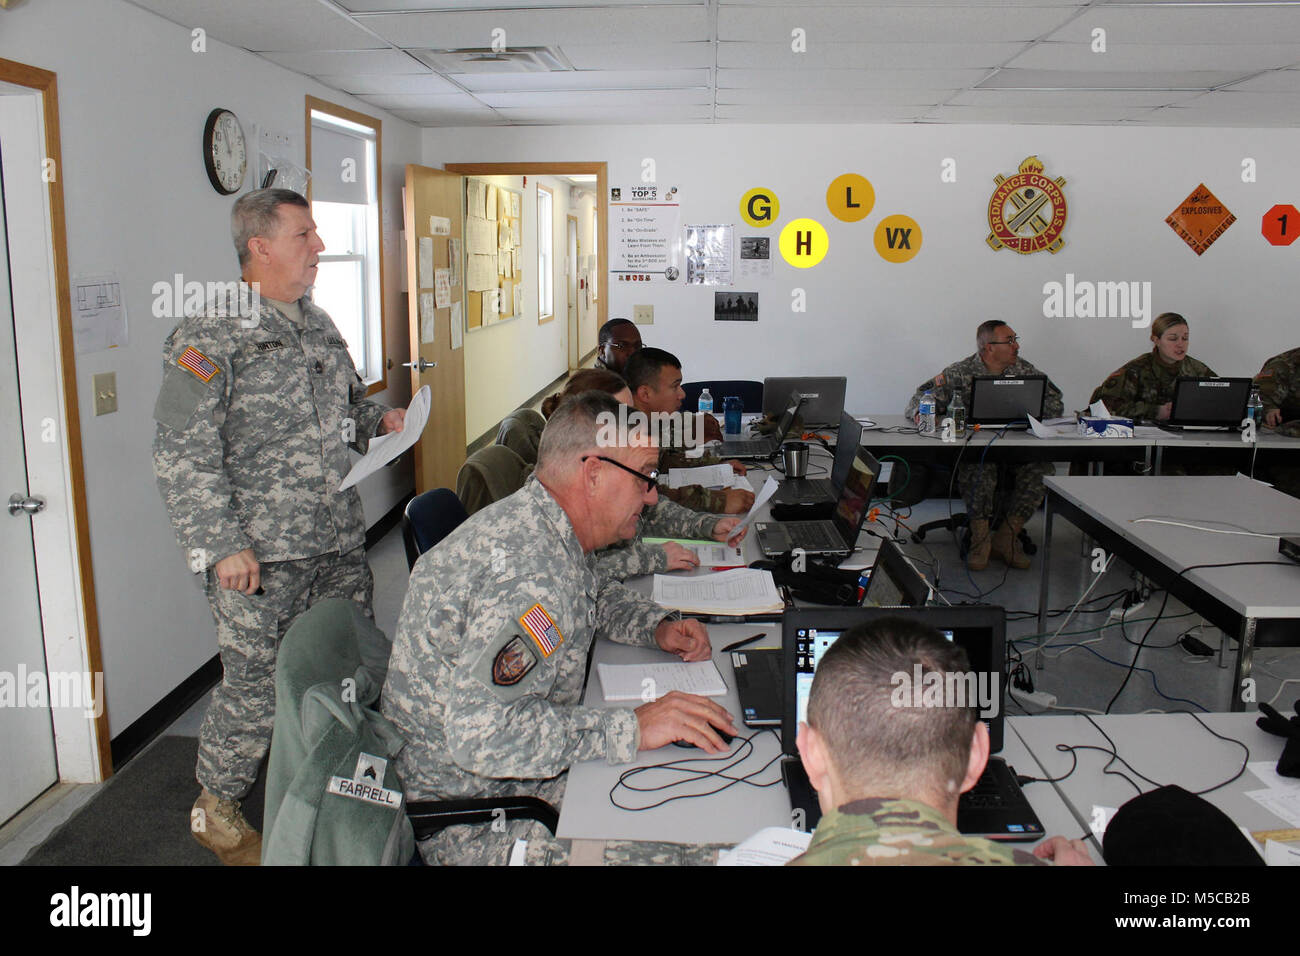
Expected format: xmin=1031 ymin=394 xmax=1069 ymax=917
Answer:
xmin=1166 ymin=183 xmax=1235 ymax=256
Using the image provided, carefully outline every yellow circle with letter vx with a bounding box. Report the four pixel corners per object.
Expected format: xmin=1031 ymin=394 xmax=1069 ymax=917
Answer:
xmin=874 ymin=214 xmax=922 ymax=263
xmin=779 ymin=218 xmax=829 ymax=268
xmin=740 ymin=188 xmax=779 ymax=228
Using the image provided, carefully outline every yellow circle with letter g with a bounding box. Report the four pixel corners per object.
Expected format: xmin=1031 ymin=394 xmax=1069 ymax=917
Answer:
xmin=740 ymin=188 xmax=779 ymax=228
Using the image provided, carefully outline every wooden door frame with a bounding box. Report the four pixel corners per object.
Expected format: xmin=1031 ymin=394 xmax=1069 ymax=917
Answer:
xmin=444 ymin=162 xmax=606 ymax=360
xmin=0 ymin=57 xmax=110 ymax=780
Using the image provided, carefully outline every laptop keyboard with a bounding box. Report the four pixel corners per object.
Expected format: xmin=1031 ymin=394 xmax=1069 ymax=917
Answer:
xmin=785 ymin=522 xmax=843 ymax=551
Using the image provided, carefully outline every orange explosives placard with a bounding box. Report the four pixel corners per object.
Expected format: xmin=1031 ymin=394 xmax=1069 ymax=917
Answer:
xmin=986 ymin=156 xmax=1068 ymax=255
xmin=1166 ymin=183 xmax=1235 ymax=256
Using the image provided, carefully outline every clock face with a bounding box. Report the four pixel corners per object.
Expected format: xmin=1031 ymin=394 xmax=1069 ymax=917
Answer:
xmin=203 ymin=108 xmax=246 ymax=195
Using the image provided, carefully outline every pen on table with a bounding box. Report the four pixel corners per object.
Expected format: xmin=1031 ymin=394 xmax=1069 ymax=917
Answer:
xmin=721 ymin=632 xmax=770 ymax=653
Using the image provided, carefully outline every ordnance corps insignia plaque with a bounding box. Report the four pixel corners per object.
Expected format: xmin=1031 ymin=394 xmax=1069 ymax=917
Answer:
xmin=986 ymin=156 xmax=1068 ymax=255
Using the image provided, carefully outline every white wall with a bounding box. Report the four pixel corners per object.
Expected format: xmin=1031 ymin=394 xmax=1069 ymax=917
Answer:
xmin=458 ymin=173 xmax=571 ymax=440
xmin=0 ymin=0 xmax=421 ymax=737
xmin=425 ymin=123 xmax=1300 ymax=415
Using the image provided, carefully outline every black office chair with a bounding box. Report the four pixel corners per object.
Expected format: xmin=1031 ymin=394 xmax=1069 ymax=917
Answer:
xmin=681 ymin=380 xmax=764 ymax=414
xmin=909 ymin=464 xmax=1037 ymax=558
xmin=401 ymin=488 xmax=469 ymax=570
xmin=262 ymin=598 xmax=558 ymax=865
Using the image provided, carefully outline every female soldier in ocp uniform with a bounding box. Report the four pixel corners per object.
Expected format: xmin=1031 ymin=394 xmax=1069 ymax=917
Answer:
xmin=1088 ymin=312 xmax=1216 ymax=421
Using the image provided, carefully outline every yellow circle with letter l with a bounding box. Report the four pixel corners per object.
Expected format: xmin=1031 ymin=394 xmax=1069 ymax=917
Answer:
xmin=826 ymin=174 xmax=875 ymax=222
xmin=740 ymin=188 xmax=779 ymax=228
xmin=779 ymin=218 xmax=829 ymax=268
xmin=874 ymin=214 xmax=922 ymax=263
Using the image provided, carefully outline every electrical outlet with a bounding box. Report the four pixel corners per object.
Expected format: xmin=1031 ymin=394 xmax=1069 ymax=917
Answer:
xmin=93 ymin=372 xmax=117 ymax=416
xmin=633 ymin=304 xmax=653 ymax=324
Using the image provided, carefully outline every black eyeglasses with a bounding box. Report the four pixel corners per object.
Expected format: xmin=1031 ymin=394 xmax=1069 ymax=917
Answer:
xmin=582 ymin=455 xmax=659 ymax=492
xmin=609 ymin=341 xmax=641 ymax=351
xmin=987 ymin=336 xmax=1020 ymax=345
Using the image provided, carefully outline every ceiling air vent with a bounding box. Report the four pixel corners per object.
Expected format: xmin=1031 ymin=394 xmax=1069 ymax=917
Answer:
xmin=416 ymin=47 xmax=571 ymax=75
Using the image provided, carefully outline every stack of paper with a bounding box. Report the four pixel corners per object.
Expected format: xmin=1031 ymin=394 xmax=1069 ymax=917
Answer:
xmin=667 ymin=464 xmax=735 ymax=489
xmin=652 ymin=568 xmax=783 ymax=615
xmin=596 ymin=660 xmax=727 ymax=701
xmin=643 ymin=538 xmax=743 ymax=568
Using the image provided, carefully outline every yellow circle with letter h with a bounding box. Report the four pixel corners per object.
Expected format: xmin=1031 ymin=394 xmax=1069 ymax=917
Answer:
xmin=779 ymin=218 xmax=829 ymax=268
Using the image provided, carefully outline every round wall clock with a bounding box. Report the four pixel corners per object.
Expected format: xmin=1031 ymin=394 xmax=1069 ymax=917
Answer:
xmin=202 ymin=108 xmax=247 ymax=195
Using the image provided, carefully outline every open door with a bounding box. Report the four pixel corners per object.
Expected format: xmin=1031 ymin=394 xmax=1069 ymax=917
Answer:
xmin=404 ymin=165 xmax=466 ymax=493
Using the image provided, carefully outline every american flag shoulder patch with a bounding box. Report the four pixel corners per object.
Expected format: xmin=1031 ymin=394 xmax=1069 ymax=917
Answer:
xmin=177 ymin=347 xmax=220 ymax=383
xmin=519 ymin=603 xmax=563 ymax=658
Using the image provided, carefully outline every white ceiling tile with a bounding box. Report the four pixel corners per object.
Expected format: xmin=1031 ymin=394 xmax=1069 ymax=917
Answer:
xmin=1141 ymin=91 xmax=1300 ymax=125
xmin=949 ymin=89 xmax=1198 ymax=108
xmin=383 ymin=107 xmax=506 ymax=127
xmin=919 ymin=105 xmax=1155 ymax=124
xmin=713 ymin=104 xmax=932 ymax=123
xmin=456 ymin=69 xmax=712 ymax=93
xmin=493 ymin=106 xmax=715 ymax=125
xmin=1006 ymin=41 xmax=1300 ymax=73
xmin=716 ymin=88 xmax=955 ymax=106
xmin=1220 ymin=69 xmax=1300 ymax=93
xmin=717 ymin=41 xmax=1025 ymax=70
xmin=350 ymin=92 xmax=488 ymax=110
xmin=313 ymin=73 xmax=461 ymax=95
xmin=561 ymin=43 xmax=715 ymax=70
xmin=1045 ymin=6 xmax=1300 ymax=45
xmin=259 ymin=49 xmax=430 ymax=75
xmin=717 ymin=5 xmax=1080 ymax=42
xmin=977 ymin=68 xmax=1248 ymax=90
xmin=127 ymin=0 xmax=387 ymax=52
xmin=476 ymin=89 xmax=712 ymax=109
xmin=717 ymin=68 xmax=991 ymax=90
xmin=360 ymin=7 xmax=709 ymax=48
xmin=341 ymin=0 xmax=700 ymax=9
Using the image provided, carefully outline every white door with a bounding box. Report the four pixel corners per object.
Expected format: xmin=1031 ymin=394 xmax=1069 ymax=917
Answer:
xmin=0 ymin=120 xmax=60 ymax=824
xmin=566 ymin=215 xmax=578 ymax=370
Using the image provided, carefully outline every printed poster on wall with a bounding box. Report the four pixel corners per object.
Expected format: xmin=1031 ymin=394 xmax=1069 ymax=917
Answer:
xmin=610 ymin=184 xmax=681 ymax=282
xmin=684 ymin=224 xmax=733 ymax=286
xmin=737 ymin=236 xmax=772 ymax=280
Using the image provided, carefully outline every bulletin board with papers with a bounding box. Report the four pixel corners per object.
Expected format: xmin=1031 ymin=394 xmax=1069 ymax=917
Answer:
xmin=463 ymin=178 xmax=524 ymax=330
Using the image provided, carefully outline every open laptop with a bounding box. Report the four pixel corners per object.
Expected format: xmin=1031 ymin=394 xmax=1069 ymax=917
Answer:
xmin=762 ymin=376 xmax=847 ymax=428
xmin=780 ymin=606 xmax=1044 ymax=842
xmin=1160 ymin=376 xmax=1253 ymax=430
xmin=969 ymin=375 xmax=1047 ymax=429
xmin=732 ymin=539 xmax=930 ymax=728
xmin=714 ymin=395 xmax=805 ymax=460
xmin=755 ymin=448 xmax=879 ymax=559
xmin=771 ymin=411 xmax=863 ymax=508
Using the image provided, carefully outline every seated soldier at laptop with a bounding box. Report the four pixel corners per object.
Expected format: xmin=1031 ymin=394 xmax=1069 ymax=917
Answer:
xmin=904 ymin=321 xmax=1063 ymax=571
xmin=625 ymin=347 xmax=754 ymax=515
xmin=788 ymin=616 xmax=1091 ymax=866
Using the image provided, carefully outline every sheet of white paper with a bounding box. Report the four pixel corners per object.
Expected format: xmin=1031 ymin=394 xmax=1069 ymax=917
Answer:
xmin=651 ymin=567 xmax=782 ymax=614
xmin=467 ymin=180 xmax=486 ymax=219
xmin=510 ymin=192 xmax=520 ymax=218
xmin=596 ymin=661 xmax=727 ymax=701
xmin=466 ymin=215 xmax=493 ymax=253
xmin=498 ymin=249 xmax=511 ymax=274
xmin=434 ymin=268 xmax=451 ymax=309
xmin=448 ymin=238 xmax=461 ymax=287
xmin=485 ymin=184 xmax=498 ymax=221
xmin=1244 ymin=788 xmax=1300 ymax=827
xmin=468 ymin=254 xmax=496 ymax=292
xmin=339 ymin=386 xmax=430 ymax=490
xmin=717 ymin=828 xmax=812 ymax=866
xmin=429 ymin=215 xmax=451 ymax=236
xmin=418 ymin=236 xmax=433 ymax=288
xmin=450 ymin=301 xmax=463 ymax=350
xmin=1248 ymin=761 xmax=1300 ymax=792
xmin=482 ymin=289 xmax=499 ymax=324
xmin=1265 ymin=840 xmax=1300 ymax=866
xmin=72 ymin=273 xmax=129 ymax=353
xmin=1090 ymin=399 xmax=1112 ymax=418
xmin=500 ymin=280 xmax=513 ymax=317
xmin=667 ymin=464 xmax=735 ymax=489
xmin=731 ymin=476 xmax=779 ymax=537
xmin=418 ymin=292 xmax=436 ymax=344
xmin=512 ymin=284 xmax=522 ymax=317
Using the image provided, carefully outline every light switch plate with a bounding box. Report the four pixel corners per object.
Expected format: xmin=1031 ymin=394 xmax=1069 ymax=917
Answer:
xmin=633 ymin=304 xmax=654 ymax=324
xmin=93 ymin=372 xmax=117 ymax=416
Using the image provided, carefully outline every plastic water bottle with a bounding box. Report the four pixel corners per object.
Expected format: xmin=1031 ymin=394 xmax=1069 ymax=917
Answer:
xmin=698 ymin=388 xmax=714 ymax=416
xmin=919 ymin=390 xmax=936 ymax=435
xmin=1246 ymin=386 xmax=1264 ymax=425
xmin=949 ymin=390 xmax=967 ymax=438
xmin=723 ymin=396 xmax=743 ymax=435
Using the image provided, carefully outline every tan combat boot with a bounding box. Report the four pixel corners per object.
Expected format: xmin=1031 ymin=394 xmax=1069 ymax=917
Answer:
xmin=992 ymin=516 xmax=1031 ymax=570
xmin=967 ymin=519 xmax=992 ymax=571
xmin=192 ymin=790 xmax=262 ymax=866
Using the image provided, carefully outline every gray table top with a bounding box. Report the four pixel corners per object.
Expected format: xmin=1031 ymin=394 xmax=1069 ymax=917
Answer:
xmin=1044 ymin=475 xmax=1300 ymax=618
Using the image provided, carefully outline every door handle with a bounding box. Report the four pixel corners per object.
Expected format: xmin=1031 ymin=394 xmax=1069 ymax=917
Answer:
xmin=402 ymin=358 xmax=437 ymax=373
xmin=8 ymin=493 xmax=47 ymax=517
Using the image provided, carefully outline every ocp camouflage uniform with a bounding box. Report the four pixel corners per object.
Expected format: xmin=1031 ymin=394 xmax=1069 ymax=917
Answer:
xmin=1254 ymin=346 xmax=1300 ymax=499
xmin=592 ymin=498 xmax=720 ymax=580
xmin=152 ymin=293 xmax=389 ymax=800
xmin=905 ymin=354 xmax=1064 ymax=523
xmin=382 ymin=476 xmax=719 ymax=865
xmin=1088 ymin=350 xmax=1216 ymax=420
xmin=788 ymin=798 xmax=1044 ymax=866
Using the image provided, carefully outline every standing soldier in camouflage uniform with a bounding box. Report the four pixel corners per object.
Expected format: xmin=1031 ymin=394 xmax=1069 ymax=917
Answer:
xmin=382 ymin=392 xmax=737 ymax=865
xmin=152 ymin=189 xmax=405 ymax=865
xmin=905 ymin=321 xmax=1064 ymax=571
xmin=1088 ymin=313 xmax=1216 ymax=421
xmin=626 ymin=347 xmax=755 ymax=514
xmin=1254 ymin=345 xmax=1300 ymax=499
xmin=787 ymin=616 xmax=1091 ymax=866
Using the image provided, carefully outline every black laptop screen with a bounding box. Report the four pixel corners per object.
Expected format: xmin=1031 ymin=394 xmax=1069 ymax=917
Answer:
xmin=1169 ymin=377 xmax=1252 ymax=427
xmin=969 ymin=375 xmax=1046 ymax=425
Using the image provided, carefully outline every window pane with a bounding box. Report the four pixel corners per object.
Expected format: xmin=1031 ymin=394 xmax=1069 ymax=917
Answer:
xmin=312 ymin=259 xmax=366 ymax=372
xmin=538 ymin=189 xmax=553 ymax=317
xmin=313 ymin=201 xmax=358 ymax=255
